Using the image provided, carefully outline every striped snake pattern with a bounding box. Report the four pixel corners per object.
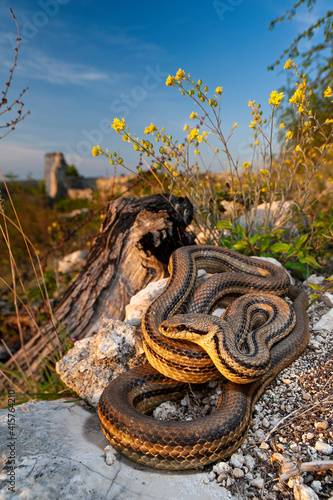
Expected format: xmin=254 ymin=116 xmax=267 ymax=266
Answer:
xmin=98 ymin=245 xmax=309 ymax=470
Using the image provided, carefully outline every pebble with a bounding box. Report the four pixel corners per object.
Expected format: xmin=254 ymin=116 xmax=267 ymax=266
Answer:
xmin=244 ymin=454 xmax=256 ymax=471
xmin=250 ymin=477 xmax=264 ymax=489
xmin=233 ymin=468 xmax=244 ymax=479
xmin=216 ymin=472 xmax=228 ymax=483
xmin=290 ymin=480 xmax=320 ymax=500
xmin=315 ymin=441 xmax=333 ymax=454
xmin=314 ymin=421 xmax=328 ymax=431
xmin=276 ymin=443 xmax=285 ymax=452
xmin=308 ymin=340 xmax=321 ymax=350
xmin=229 ymin=452 xmax=244 ymax=468
xmin=104 ymin=445 xmax=118 ymax=466
xmin=213 ymin=462 xmax=232 ymax=475
xmin=302 ymin=391 xmax=312 ymax=401
xmin=311 ymin=480 xmax=322 ymax=493
xmin=262 ymin=417 xmax=270 ymax=429
xmin=304 ymin=275 xmax=326 ymax=286
xmin=255 ymin=449 xmax=269 ymax=461
xmin=226 ymin=476 xmax=234 ymax=487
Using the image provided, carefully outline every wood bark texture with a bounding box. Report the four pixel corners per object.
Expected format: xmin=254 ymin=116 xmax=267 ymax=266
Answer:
xmin=1 ymin=194 xmax=194 ymax=389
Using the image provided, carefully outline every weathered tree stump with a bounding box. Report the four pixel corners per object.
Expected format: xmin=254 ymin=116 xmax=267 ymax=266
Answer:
xmin=0 ymin=194 xmax=194 ymax=389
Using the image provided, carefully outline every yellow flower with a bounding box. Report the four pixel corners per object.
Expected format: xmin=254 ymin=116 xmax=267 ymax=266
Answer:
xmin=187 ymin=128 xmax=199 ymax=142
xmin=295 ymin=145 xmax=300 ymax=152
xmin=248 ymin=100 xmax=256 ymax=108
xmin=279 ymin=123 xmax=285 ymax=129
xmin=166 ymin=75 xmax=175 ymax=86
xmin=194 ymin=149 xmax=200 ymax=156
xmin=197 ymin=131 xmax=208 ymax=143
xmin=289 ymin=79 xmax=307 ymax=106
xmin=190 ymin=112 xmax=198 ymax=119
xmin=215 ymin=86 xmax=223 ymax=95
xmin=324 ymin=86 xmax=333 ymax=98
xmin=111 ymin=117 xmax=125 ymax=133
xmin=242 ymin=162 xmax=251 ymax=170
xmin=92 ymin=145 xmax=102 ymax=156
xmin=286 ymin=130 xmax=293 ymax=140
xmin=254 ymin=140 xmax=259 ymax=146
xmin=175 ymin=68 xmax=186 ymax=81
xmin=232 ymin=122 xmax=238 ymax=130
xmin=183 ymin=123 xmax=189 ymax=131
xmin=284 ymin=59 xmax=294 ymax=69
xmin=269 ymin=90 xmax=284 ymax=107
xmin=144 ymin=122 xmax=156 ymax=134
xmin=325 ymin=118 xmax=333 ymax=125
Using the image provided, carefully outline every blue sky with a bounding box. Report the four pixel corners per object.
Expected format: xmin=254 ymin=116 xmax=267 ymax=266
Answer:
xmin=0 ymin=0 xmax=329 ymax=179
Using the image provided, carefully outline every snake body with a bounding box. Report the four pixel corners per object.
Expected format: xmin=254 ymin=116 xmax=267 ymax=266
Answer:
xmin=98 ymin=245 xmax=309 ymax=470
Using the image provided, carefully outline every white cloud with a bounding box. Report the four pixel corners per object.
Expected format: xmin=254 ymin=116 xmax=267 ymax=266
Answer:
xmin=0 ymin=40 xmax=126 ymax=86
xmin=14 ymin=51 xmax=113 ymax=85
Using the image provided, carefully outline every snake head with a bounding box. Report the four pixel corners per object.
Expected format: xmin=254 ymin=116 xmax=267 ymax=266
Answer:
xmin=159 ymin=313 xmax=217 ymax=341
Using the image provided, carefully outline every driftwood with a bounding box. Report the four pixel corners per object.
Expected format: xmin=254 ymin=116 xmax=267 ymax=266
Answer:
xmin=0 ymin=194 xmax=194 ymax=389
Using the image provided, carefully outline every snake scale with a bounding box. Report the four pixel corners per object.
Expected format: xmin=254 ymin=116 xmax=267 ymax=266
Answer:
xmin=98 ymin=245 xmax=309 ymax=470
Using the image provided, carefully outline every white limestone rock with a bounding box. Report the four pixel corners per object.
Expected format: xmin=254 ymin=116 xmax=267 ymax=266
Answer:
xmin=56 ymin=319 xmax=144 ymax=407
xmin=125 ymin=278 xmax=168 ymax=327
xmin=0 ymin=399 xmax=236 ymax=500
xmin=313 ymin=309 xmax=333 ymax=332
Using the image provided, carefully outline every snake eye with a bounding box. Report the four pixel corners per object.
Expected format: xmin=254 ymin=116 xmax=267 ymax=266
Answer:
xmin=177 ymin=324 xmax=186 ymax=331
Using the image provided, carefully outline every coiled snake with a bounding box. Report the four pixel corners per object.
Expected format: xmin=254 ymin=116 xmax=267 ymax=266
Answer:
xmin=98 ymin=245 xmax=309 ymax=470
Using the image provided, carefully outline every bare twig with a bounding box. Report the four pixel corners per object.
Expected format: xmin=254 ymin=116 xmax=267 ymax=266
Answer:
xmin=0 ymin=9 xmax=30 ymax=140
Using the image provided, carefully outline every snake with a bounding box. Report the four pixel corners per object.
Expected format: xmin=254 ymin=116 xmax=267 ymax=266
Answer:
xmin=98 ymin=245 xmax=309 ymax=470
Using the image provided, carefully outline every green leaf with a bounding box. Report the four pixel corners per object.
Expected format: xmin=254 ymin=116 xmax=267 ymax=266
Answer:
xmin=232 ymin=240 xmax=249 ymax=251
xmin=284 ymin=261 xmax=308 ymax=279
xmin=259 ymin=239 xmax=270 ymax=252
xmin=296 ymin=233 xmax=308 ymax=250
xmin=220 ymin=239 xmax=232 ymax=249
xmin=270 ymin=242 xmax=291 ymax=253
xmin=287 ymin=247 xmax=297 ymax=258
xmin=236 ymin=224 xmax=246 ymax=238
xmin=308 ymin=282 xmax=322 ymax=291
xmin=301 ymin=255 xmax=323 ymax=269
xmin=249 ymin=233 xmax=261 ymax=245
xmin=216 ymin=220 xmax=233 ymax=230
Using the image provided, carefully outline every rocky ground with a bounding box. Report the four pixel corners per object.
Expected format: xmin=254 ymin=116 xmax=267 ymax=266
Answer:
xmin=152 ymin=288 xmax=333 ymax=500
